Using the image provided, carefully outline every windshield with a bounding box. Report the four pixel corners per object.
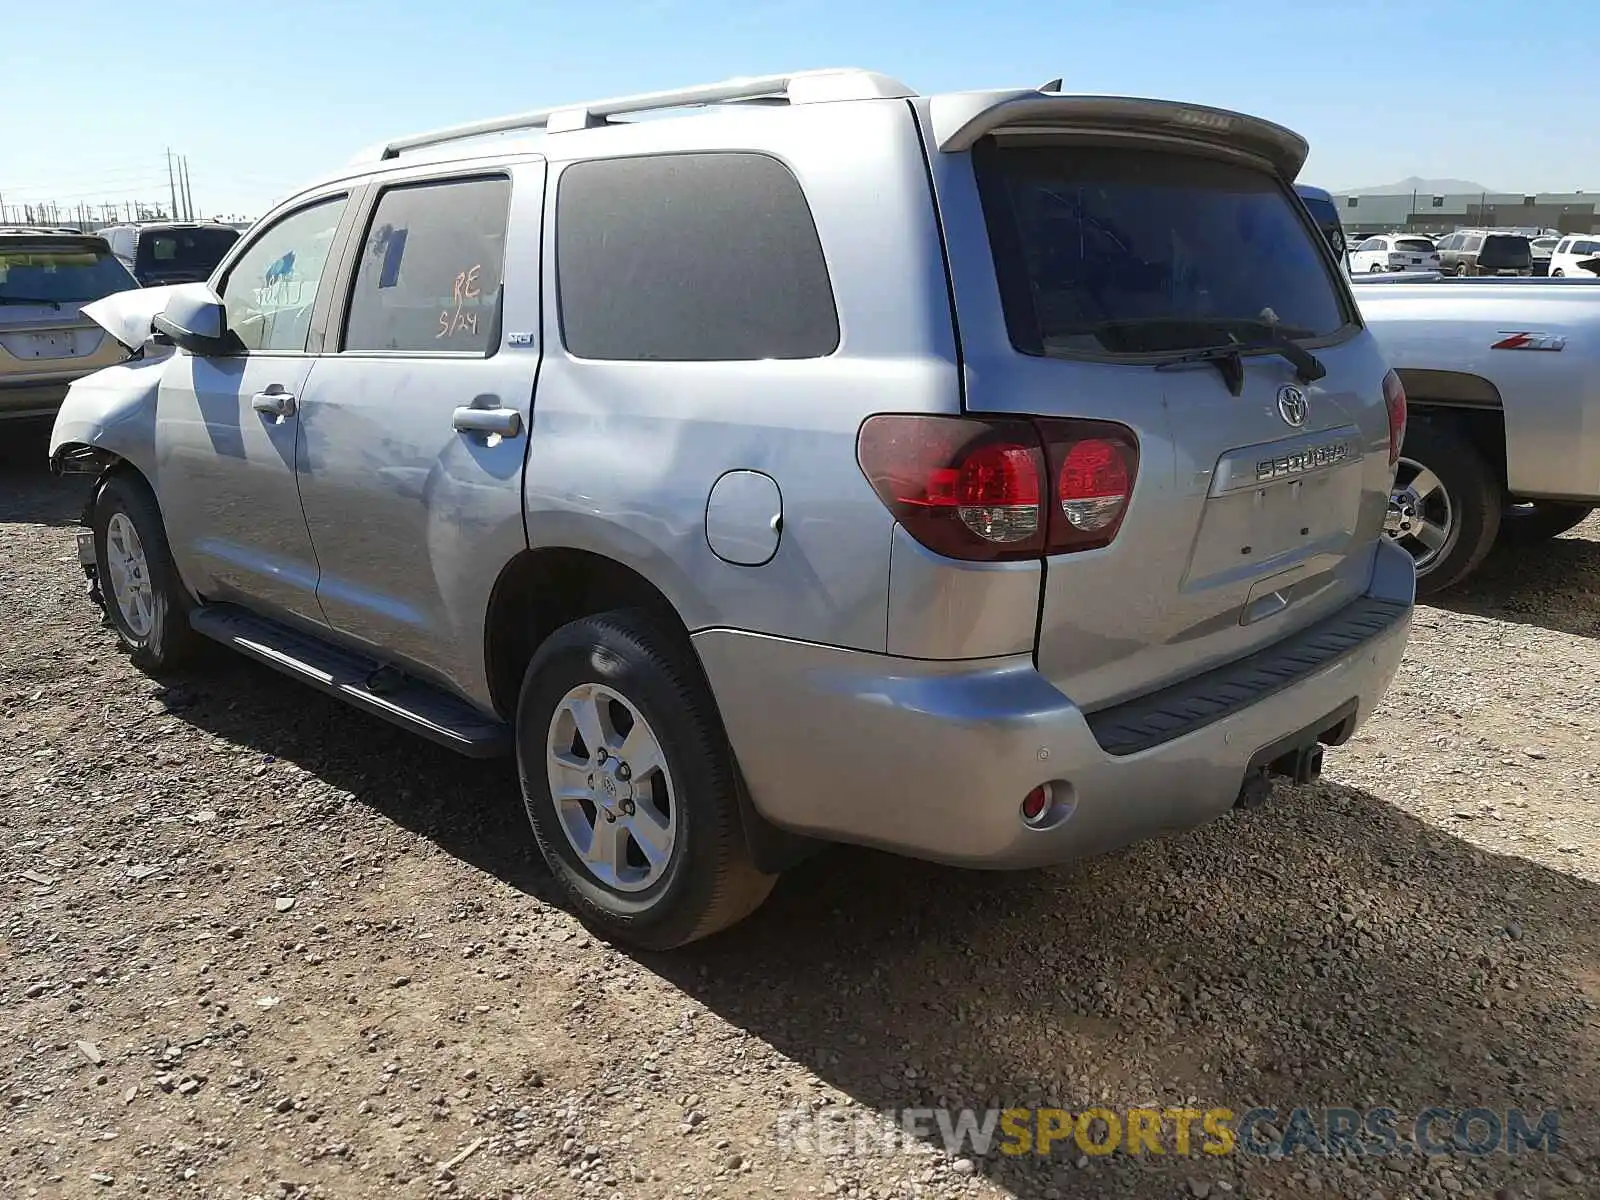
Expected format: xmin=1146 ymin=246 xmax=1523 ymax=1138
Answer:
xmin=1479 ymin=235 xmax=1532 ymax=269
xmin=974 ymin=143 xmax=1353 ymax=356
xmin=0 ymin=244 xmax=137 ymax=304
xmin=1395 ymin=238 xmax=1436 ymax=253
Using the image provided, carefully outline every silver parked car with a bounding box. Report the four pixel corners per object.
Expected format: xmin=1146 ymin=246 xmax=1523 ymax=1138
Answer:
xmin=1 ymin=229 xmax=137 ymax=422
xmin=50 ymin=69 xmax=1414 ymax=948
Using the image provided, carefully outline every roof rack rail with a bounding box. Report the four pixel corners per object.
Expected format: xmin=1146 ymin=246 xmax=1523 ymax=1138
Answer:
xmin=360 ymin=68 xmax=916 ymax=163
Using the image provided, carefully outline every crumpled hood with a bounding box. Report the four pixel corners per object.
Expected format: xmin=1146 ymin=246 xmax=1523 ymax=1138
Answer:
xmin=80 ymin=284 xmax=186 ymax=353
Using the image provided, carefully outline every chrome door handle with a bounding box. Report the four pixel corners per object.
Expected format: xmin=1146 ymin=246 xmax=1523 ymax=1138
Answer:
xmin=251 ymin=389 xmax=297 ymax=418
xmin=451 ymin=406 xmax=523 ymax=439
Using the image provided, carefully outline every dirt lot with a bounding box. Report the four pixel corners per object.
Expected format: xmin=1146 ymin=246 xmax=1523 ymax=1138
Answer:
xmin=2 ymin=430 xmax=1597 ymax=1200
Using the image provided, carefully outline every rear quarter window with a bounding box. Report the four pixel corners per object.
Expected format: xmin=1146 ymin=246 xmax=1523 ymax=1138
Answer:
xmin=555 ymin=152 xmax=839 ymax=361
xmin=972 ymin=141 xmax=1354 ymax=357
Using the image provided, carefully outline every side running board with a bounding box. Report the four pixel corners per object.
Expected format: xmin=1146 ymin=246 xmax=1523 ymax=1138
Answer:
xmin=189 ymin=604 xmax=511 ymax=758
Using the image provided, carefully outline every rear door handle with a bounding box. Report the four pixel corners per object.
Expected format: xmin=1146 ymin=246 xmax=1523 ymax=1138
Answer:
xmin=251 ymin=389 xmax=297 ymax=418
xmin=451 ymin=406 xmax=523 ymax=439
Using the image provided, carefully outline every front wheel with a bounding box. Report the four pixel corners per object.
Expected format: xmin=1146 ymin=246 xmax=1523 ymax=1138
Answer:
xmin=91 ymin=473 xmax=199 ymax=670
xmin=1368 ymin=262 xmax=1385 ymax=274
xmin=515 ymin=609 xmax=775 ymax=950
xmin=1385 ymin=421 xmax=1501 ymax=596
xmin=1498 ymin=500 xmax=1595 ymax=546
xmin=1553 ymin=269 xmax=1565 ymax=277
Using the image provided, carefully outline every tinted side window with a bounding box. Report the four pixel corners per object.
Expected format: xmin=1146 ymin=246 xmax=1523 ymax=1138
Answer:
xmin=556 ymin=153 xmax=838 ymax=361
xmin=343 ymin=177 xmax=511 ymax=355
xmin=220 ymin=197 xmax=347 ymax=353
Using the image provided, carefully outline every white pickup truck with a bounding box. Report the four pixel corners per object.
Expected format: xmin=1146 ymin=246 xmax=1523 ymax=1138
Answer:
xmin=1297 ymin=190 xmax=1600 ymax=595
xmin=1354 ymin=274 xmax=1600 ymax=594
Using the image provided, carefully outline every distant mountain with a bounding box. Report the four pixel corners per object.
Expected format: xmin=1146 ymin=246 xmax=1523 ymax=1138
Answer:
xmin=1339 ymin=176 xmax=1496 ymax=196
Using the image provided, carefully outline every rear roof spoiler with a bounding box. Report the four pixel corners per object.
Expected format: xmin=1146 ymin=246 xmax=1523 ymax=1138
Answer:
xmin=930 ymin=91 xmax=1309 ymax=180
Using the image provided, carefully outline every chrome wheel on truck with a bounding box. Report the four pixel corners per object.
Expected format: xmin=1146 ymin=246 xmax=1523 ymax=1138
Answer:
xmin=1387 ymin=457 xmax=1456 ymax=574
xmin=1382 ymin=421 xmax=1500 ymax=596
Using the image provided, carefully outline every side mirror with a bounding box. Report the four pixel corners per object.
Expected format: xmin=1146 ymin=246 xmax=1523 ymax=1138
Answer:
xmin=151 ymin=283 xmax=233 ymax=355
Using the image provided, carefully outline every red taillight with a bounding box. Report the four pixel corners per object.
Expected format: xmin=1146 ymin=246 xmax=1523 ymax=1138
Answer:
xmin=1050 ymin=433 xmax=1136 ymax=548
xmin=1382 ymin=369 xmax=1407 ymax=466
xmin=857 ymin=415 xmax=1138 ymax=561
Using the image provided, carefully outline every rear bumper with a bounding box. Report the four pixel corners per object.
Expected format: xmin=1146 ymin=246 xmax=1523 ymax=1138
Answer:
xmin=697 ymin=538 xmax=1414 ymax=869
xmin=0 ymin=381 xmax=71 ymax=421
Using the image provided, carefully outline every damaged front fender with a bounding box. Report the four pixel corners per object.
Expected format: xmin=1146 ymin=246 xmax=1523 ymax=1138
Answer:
xmin=47 ymin=358 xmax=165 ymax=482
xmin=48 ymin=286 xmax=177 ymax=483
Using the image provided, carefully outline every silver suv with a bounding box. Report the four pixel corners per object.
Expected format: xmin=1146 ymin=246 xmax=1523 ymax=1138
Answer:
xmin=2 ymin=229 xmax=137 ymax=422
xmin=50 ymin=70 xmax=1414 ymax=948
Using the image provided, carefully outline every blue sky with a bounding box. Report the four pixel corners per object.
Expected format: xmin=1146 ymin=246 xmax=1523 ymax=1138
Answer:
xmin=2 ymin=0 xmax=1592 ymax=221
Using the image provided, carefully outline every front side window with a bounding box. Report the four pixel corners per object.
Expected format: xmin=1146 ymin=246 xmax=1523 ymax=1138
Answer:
xmin=973 ymin=142 xmax=1352 ymax=357
xmin=556 ymin=152 xmax=839 ymax=361
xmin=343 ymin=176 xmax=511 ymax=355
xmin=220 ymin=197 xmax=347 ymax=353
xmin=0 ymin=242 xmax=136 ymax=304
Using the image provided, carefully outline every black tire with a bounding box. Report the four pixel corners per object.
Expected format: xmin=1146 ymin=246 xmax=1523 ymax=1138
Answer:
xmin=1497 ymin=500 xmax=1595 ymax=546
xmin=1552 ymin=269 xmax=1565 ymax=277
xmin=91 ymin=472 xmax=199 ymax=671
xmin=514 ymin=609 xmax=775 ymax=950
xmin=1456 ymin=262 xmax=1471 ymax=276
xmin=1368 ymin=262 xmax=1385 ymax=274
xmin=1391 ymin=420 xmax=1501 ymax=597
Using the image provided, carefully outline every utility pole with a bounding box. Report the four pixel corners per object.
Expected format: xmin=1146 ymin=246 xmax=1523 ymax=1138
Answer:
xmin=167 ymin=148 xmax=178 ymax=220
xmin=182 ymin=156 xmax=195 ymax=220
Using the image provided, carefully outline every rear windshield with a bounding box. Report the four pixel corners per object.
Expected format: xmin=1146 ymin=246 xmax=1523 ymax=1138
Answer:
xmin=0 ymin=244 xmax=137 ymax=304
xmin=1479 ymin=235 xmax=1532 ymax=268
xmin=974 ymin=143 xmax=1353 ymax=357
xmin=1395 ymin=238 xmax=1436 ymax=253
xmin=135 ymin=227 xmax=240 ymax=275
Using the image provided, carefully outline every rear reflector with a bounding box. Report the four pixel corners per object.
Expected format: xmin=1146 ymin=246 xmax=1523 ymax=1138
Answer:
xmin=1382 ymin=370 xmax=1407 ymax=466
xmin=857 ymin=414 xmax=1138 ymax=562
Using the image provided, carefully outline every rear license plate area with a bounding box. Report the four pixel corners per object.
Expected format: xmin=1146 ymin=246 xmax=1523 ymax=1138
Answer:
xmin=1185 ymin=427 xmax=1365 ymax=588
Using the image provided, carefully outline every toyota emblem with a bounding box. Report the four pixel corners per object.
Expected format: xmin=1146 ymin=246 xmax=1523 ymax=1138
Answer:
xmin=1277 ymin=384 xmax=1309 ymax=427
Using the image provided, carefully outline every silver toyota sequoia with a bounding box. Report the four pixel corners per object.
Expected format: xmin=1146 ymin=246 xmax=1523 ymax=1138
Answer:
xmin=50 ymin=70 xmax=1414 ymax=948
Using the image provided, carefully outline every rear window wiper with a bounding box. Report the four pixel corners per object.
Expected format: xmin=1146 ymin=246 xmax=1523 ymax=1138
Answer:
xmin=0 ymin=295 xmax=65 ymax=309
xmin=1154 ymin=327 xmax=1326 ymax=397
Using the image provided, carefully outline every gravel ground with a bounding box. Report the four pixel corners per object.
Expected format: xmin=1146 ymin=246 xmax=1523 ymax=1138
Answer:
xmin=2 ymin=429 xmax=1597 ymax=1200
